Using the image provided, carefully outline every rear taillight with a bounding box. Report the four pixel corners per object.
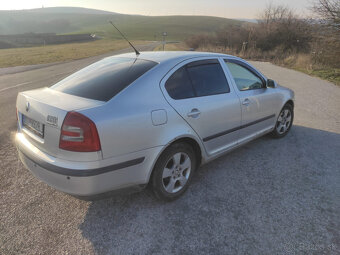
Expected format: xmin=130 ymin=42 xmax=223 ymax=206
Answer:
xmin=59 ymin=112 xmax=101 ymax=152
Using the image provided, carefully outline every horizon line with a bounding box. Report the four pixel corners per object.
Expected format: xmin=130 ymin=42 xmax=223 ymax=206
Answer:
xmin=0 ymin=6 xmax=260 ymax=20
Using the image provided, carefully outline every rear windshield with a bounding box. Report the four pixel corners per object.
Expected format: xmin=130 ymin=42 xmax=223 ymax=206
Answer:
xmin=51 ymin=57 xmax=158 ymax=101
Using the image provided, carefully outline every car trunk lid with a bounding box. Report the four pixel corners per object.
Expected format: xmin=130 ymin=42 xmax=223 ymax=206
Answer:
xmin=16 ymin=87 xmax=105 ymax=160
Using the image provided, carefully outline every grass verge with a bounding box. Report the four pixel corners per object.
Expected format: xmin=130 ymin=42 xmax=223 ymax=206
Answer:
xmin=0 ymin=39 xmax=149 ymax=68
xmin=277 ymin=54 xmax=340 ymax=86
xmin=291 ymin=67 xmax=340 ymax=86
xmin=153 ymin=42 xmax=189 ymax=51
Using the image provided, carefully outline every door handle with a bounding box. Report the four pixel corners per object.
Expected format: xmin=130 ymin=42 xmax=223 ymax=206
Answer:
xmin=187 ymin=108 xmax=201 ymax=118
xmin=242 ymin=98 xmax=250 ymax=106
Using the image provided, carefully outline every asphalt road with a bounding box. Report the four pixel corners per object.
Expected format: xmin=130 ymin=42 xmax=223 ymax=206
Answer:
xmin=0 ymin=51 xmax=339 ymax=254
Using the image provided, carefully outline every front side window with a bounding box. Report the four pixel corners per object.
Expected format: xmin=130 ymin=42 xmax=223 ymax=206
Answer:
xmin=225 ymin=61 xmax=264 ymax=91
xmin=165 ymin=59 xmax=230 ymax=100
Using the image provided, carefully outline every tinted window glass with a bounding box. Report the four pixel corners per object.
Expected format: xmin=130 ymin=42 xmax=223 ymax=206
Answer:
xmin=165 ymin=66 xmax=195 ymax=99
xmin=186 ymin=60 xmax=229 ymax=97
xmin=225 ymin=61 xmax=264 ymax=91
xmin=165 ymin=59 xmax=230 ymax=100
xmin=51 ymin=57 xmax=157 ymax=101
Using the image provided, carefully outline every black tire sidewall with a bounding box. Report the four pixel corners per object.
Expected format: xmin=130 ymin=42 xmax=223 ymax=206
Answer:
xmin=151 ymin=142 xmax=196 ymax=201
xmin=272 ymin=104 xmax=294 ymax=138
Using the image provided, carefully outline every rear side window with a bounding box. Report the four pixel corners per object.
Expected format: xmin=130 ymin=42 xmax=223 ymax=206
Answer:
xmin=186 ymin=60 xmax=230 ymax=97
xmin=164 ymin=66 xmax=195 ymax=99
xmin=51 ymin=57 xmax=158 ymax=101
xmin=165 ymin=59 xmax=229 ymax=100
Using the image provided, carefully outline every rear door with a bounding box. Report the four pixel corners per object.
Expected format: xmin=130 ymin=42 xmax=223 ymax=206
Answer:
xmin=223 ymin=59 xmax=279 ymax=143
xmin=160 ymin=58 xmax=241 ymax=155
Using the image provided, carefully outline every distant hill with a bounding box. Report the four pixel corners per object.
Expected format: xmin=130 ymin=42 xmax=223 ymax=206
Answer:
xmin=236 ymin=18 xmax=258 ymax=23
xmin=0 ymin=7 xmax=245 ymax=40
xmin=25 ymin=7 xmax=118 ymax=15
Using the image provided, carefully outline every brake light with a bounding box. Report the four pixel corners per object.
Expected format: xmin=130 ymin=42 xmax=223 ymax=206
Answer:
xmin=59 ymin=112 xmax=101 ymax=152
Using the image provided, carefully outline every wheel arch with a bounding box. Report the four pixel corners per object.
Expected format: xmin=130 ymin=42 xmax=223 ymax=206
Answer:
xmin=146 ymin=135 xmax=204 ymax=184
xmin=285 ymin=99 xmax=294 ymax=108
xmin=171 ymin=137 xmax=203 ymax=167
xmin=276 ymin=99 xmax=294 ymax=118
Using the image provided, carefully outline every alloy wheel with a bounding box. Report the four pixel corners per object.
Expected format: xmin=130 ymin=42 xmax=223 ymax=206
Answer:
xmin=276 ymin=108 xmax=292 ymax=135
xmin=162 ymin=152 xmax=191 ymax=193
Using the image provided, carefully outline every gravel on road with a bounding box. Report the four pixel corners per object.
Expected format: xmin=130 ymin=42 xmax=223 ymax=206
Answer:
xmin=0 ymin=60 xmax=339 ymax=255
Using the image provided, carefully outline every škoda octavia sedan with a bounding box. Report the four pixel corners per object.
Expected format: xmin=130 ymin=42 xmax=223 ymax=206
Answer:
xmin=16 ymin=51 xmax=294 ymax=200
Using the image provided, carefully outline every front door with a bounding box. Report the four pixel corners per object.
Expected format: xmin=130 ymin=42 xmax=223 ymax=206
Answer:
xmin=224 ymin=59 xmax=278 ymax=143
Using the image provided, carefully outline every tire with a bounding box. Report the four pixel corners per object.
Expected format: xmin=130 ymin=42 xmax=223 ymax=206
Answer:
xmin=271 ymin=104 xmax=294 ymax=138
xmin=151 ymin=142 xmax=196 ymax=201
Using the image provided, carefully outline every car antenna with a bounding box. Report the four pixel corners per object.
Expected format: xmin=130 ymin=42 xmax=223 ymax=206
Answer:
xmin=109 ymin=21 xmax=140 ymax=56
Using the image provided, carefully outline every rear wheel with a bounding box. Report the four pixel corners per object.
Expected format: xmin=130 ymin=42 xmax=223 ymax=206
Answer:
xmin=271 ymin=104 xmax=294 ymax=138
xmin=151 ymin=142 xmax=196 ymax=201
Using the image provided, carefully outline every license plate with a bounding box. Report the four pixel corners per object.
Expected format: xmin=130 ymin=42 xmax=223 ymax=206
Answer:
xmin=22 ymin=115 xmax=44 ymax=138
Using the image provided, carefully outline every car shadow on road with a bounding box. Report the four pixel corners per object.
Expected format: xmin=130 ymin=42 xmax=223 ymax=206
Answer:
xmin=79 ymin=125 xmax=340 ymax=254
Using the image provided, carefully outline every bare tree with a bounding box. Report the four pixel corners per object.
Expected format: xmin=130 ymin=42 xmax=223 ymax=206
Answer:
xmin=256 ymin=4 xmax=312 ymax=52
xmin=185 ymin=34 xmax=213 ymax=49
xmin=216 ymin=25 xmax=249 ymax=51
xmin=312 ymin=0 xmax=340 ymax=30
xmin=310 ymin=1 xmax=340 ymax=67
xmin=259 ymin=3 xmax=294 ymax=25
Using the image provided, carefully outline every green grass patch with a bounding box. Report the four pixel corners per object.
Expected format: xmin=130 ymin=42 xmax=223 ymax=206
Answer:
xmin=293 ymin=67 xmax=340 ymax=86
xmin=310 ymin=69 xmax=340 ymax=86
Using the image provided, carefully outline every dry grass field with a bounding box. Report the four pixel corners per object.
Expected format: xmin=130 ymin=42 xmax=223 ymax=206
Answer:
xmin=0 ymin=39 xmax=149 ymax=67
xmin=153 ymin=42 xmax=189 ymax=51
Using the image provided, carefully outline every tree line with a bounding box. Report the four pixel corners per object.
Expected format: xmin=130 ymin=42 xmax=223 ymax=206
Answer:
xmin=185 ymin=0 xmax=340 ymax=69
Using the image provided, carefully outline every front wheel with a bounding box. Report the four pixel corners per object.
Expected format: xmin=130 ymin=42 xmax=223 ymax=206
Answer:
xmin=151 ymin=142 xmax=196 ymax=201
xmin=271 ymin=104 xmax=294 ymax=138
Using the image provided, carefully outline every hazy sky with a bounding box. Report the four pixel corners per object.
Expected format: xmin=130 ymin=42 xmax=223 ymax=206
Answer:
xmin=0 ymin=0 xmax=312 ymax=19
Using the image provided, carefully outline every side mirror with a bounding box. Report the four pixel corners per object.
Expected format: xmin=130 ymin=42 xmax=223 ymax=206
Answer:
xmin=267 ymin=79 xmax=277 ymax=88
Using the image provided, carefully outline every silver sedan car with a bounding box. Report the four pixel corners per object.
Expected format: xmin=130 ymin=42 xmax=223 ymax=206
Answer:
xmin=16 ymin=52 xmax=294 ymax=200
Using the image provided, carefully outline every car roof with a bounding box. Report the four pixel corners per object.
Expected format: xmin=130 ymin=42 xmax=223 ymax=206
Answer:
xmin=108 ymin=51 xmax=237 ymax=64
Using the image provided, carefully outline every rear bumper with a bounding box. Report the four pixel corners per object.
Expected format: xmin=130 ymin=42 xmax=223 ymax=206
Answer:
xmin=16 ymin=132 xmax=163 ymax=196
